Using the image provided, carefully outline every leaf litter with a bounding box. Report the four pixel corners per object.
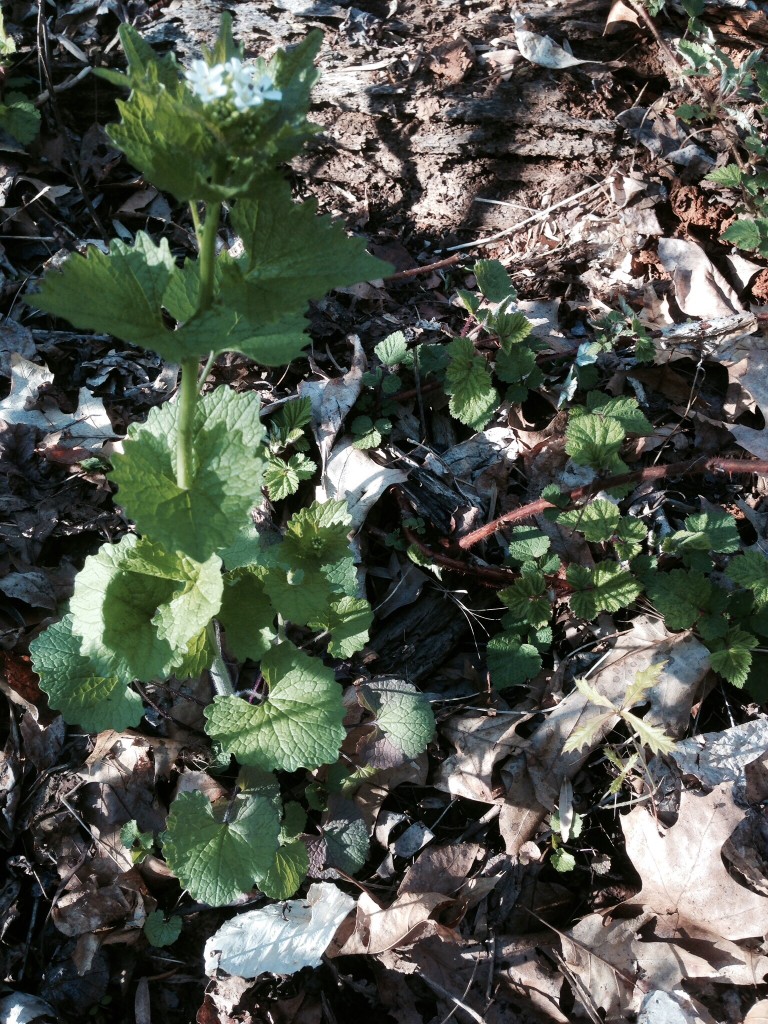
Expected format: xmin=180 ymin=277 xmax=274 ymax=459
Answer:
xmin=2 ymin=0 xmax=768 ymax=1022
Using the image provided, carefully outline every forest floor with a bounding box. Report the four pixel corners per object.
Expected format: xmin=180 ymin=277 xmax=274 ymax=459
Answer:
xmin=2 ymin=0 xmax=768 ymax=1022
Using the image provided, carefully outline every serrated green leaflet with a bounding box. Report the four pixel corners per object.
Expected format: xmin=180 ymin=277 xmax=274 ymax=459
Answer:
xmin=1 ymin=94 xmax=41 ymax=146
xmin=507 ymin=526 xmax=551 ymax=564
xmin=706 ymin=164 xmax=743 ymax=186
xmin=708 ymin=628 xmax=758 ymax=686
xmin=444 ymin=337 xmax=498 ymax=431
xmin=585 ymin=395 xmax=653 ymax=435
xmin=358 ymin=678 xmax=435 ymax=757
xmin=486 ymin=633 xmax=542 ymax=686
xmin=558 ymin=500 xmax=620 ymax=542
xmin=727 ymin=551 xmax=768 ymax=607
xmin=204 ymin=643 xmax=346 ymax=771
xmin=722 ymin=218 xmax=765 ymax=251
xmin=163 ymin=790 xmax=280 ymax=906
xmin=646 ymin=568 xmax=712 ymax=630
xmin=473 ymin=259 xmax=515 ymax=303
xmin=494 ymin=310 xmax=533 ymax=352
xmin=567 ymin=563 xmax=641 ymax=618
xmin=665 ymin=509 xmax=740 ymax=558
xmin=218 ymin=569 xmax=276 ymax=661
xmin=309 ymin=596 xmax=373 ymax=657
xmin=375 ymin=331 xmax=408 ymax=366
xmin=500 ymin=572 xmax=551 ymax=626
xmin=30 ymin=614 xmax=143 ymax=731
xmin=112 ymin=389 xmax=265 ymax=561
xmin=616 ymin=518 xmax=647 ymax=559
xmin=496 ymin=343 xmax=537 ymax=382
xmin=70 ymin=534 xmax=223 ymax=682
xmin=565 ymin=413 xmax=625 ymax=471
xmin=29 ymin=232 xmax=178 ymax=351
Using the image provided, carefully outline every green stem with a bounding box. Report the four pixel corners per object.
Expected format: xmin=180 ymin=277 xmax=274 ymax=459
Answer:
xmin=176 ymin=201 xmax=222 ymax=488
xmin=197 ymin=350 xmax=216 ymax=392
xmin=197 ymin=200 xmax=222 ymax=314
xmin=176 ymin=357 xmax=199 ymax=489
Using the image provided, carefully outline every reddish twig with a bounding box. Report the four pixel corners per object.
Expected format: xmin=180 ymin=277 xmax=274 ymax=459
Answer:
xmin=458 ymin=457 xmax=768 ymax=551
xmin=393 ymin=488 xmax=572 ymax=592
xmin=386 ymin=254 xmax=464 ymax=282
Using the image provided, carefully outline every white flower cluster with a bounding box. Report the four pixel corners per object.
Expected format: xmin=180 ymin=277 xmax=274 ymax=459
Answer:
xmin=185 ymin=58 xmax=282 ymax=111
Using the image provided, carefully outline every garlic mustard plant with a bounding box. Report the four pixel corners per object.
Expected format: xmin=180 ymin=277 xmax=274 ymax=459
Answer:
xmin=26 ymin=16 xmax=435 ymax=911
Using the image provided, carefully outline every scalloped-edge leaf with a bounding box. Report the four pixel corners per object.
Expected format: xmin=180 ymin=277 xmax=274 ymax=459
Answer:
xmin=70 ymin=534 xmax=223 ymax=682
xmin=204 ymin=881 xmax=355 ymax=978
xmin=358 ymin=678 xmax=435 ymax=757
xmin=144 ymin=911 xmax=182 ymax=947
xmin=309 ymin=596 xmax=373 ymax=658
xmin=204 ymin=642 xmax=346 ymax=771
xmin=112 ymin=388 xmax=266 ymax=562
xmin=163 ymin=790 xmax=280 ymax=907
xmin=218 ymin=569 xmax=276 ymax=662
xmin=30 ymin=614 xmax=143 ymax=731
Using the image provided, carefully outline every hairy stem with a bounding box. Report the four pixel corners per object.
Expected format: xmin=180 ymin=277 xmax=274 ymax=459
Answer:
xmin=176 ymin=357 xmax=199 ymax=489
xmin=176 ymin=201 xmax=222 ymax=488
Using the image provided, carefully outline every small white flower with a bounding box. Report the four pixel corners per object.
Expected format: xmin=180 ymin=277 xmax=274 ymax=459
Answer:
xmin=185 ymin=56 xmax=282 ymax=111
xmin=185 ymin=59 xmax=228 ymax=103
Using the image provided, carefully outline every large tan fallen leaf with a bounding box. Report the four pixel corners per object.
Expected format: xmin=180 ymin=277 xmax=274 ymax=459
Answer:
xmin=622 ymin=783 xmax=768 ymax=941
xmin=0 ymin=353 xmax=116 ymax=451
xmin=656 ymin=237 xmax=743 ymax=318
xmin=563 ymin=909 xmax=768 ymax=1019
xmin=337 ymin=890 xmax=451 ymax=956
xmin=561 ymin=912 xmax=639 ymax=1018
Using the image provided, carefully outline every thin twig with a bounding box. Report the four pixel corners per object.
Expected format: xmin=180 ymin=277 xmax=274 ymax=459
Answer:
xmin=458 ymin=456 xmax=768 ymax=550
xmin=444 ymin=179 xmax=610 ymax=253
xmin=386 ymin=253 xmax=464 ymax=282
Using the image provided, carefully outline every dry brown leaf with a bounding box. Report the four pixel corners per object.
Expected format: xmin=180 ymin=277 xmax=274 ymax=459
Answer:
xmin=433 ymin=713 xmax=530 ymax=803
xmin=398 ymin=843 xmax=480 ymax=896
xmin=605 ymin=0 xmax=641 ymax=32
xmin=53 ymin=883 xmax=135 ymax=937
xmin=622 ymin=783 xmax=768 ymax=941
xmin=657 ymin=237 xmax=743 ymax=318
xmin=561 ymin=913 xmax=640 ymax=1018
xmin=338 ymin=890 xmax=452 ymax=955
